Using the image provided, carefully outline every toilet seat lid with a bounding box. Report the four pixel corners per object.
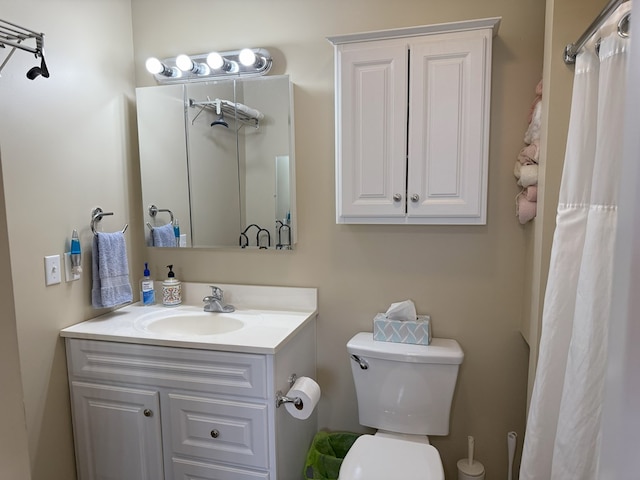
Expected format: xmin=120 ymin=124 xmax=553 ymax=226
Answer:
xmin=339 ymin=435 xmax=444 ymax=480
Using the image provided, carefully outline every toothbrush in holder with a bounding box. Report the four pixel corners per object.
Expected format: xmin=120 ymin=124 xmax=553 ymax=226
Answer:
xmin=173 ymin=218 xmax=180 ymax=247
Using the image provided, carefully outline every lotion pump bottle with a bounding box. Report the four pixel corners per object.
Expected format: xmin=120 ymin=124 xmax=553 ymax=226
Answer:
xmin=162 ymin=264 xmax=182 ymax=306
xmin=140 ymin=263 xmax=155 ymax=306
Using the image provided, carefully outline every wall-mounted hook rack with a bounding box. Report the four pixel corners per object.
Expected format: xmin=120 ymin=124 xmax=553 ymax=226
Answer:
xmin=0 ymin=18 xmax=49 ymax=79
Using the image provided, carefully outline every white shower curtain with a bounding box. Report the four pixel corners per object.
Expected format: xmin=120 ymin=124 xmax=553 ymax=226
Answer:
xmin=520 ymin=4 xmax=631 ymax=480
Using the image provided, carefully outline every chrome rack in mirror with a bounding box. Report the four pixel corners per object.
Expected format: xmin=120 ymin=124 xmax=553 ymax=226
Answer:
xmin=239 ymin=224 xmax=271 ymax=249
xmin=189 ymin=98 xmax=264 ymax=128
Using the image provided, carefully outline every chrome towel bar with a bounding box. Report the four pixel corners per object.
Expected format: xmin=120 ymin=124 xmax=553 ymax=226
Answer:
xmin=91 ymin=207 xmax=128 ymax=236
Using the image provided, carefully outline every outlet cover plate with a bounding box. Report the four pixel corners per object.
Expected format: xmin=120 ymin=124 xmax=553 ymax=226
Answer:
xmin=64 ymin=253 xmax=81 ymax=282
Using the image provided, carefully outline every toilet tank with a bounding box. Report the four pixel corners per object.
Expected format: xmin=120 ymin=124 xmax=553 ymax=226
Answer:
xmin=347 ymin=332 xmax=464 ymax=436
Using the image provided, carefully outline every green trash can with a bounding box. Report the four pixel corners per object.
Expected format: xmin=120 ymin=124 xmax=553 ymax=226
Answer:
xmin=304 ymin=431 xmax=361 ymax=480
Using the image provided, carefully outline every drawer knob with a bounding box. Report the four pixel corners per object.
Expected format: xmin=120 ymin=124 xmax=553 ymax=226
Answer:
xmin=210 ymin=429 xmax=220 ymax=438
xmin=393 ymin=193 xmax=402 ymax=202
xmin=411 ymin=194 xmax=420 ymax=202
xmin=143 ymin=409 xmax=153 ymax=417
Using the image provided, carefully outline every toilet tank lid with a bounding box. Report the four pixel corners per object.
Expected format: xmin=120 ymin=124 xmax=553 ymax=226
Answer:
xmin=347 ymin=332 xmax=464 ymax=364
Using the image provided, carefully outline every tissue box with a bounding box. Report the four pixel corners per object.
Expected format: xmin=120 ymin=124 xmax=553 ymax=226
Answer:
xmin=373 ymin=313 xmax=432 ymax=345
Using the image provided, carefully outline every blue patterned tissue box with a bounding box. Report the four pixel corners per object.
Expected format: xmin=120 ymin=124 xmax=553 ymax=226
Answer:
xmin=373 ymin=313 xmax=432 ymax=345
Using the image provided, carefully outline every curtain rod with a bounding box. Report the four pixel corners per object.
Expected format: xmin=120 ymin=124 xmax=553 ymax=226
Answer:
xmin=563 ymin=0 xmax=630 ymax=64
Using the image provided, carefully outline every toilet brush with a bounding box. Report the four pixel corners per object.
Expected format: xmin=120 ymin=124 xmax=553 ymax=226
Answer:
xmin=507 ymin=431 xmax=517 ymax=480
xmin=457 ymin=436 xmax=485 ymax=480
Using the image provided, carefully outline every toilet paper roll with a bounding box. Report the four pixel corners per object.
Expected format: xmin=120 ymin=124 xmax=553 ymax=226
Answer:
xmin=284 ymin=376 xmax=321 ymax=420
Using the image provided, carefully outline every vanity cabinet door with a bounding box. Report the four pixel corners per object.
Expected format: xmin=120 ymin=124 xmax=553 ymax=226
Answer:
xmin=70 ymin=381 xmax=164 ymax=480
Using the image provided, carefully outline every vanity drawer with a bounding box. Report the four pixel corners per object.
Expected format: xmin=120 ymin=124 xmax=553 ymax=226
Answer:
xmin=66 ymin=339 xmax=267 ymax=398
xmin=167 ymin=392 xmax=269 ymax=469
xmin=172 ymin=457 xmax=269 ymax=480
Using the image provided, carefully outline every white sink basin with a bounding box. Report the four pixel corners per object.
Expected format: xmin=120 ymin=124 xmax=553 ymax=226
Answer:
xmin=61 ymin=283 xmax=318 ymax=353
xmin=135 ymin=308 xmax=245 ymax=336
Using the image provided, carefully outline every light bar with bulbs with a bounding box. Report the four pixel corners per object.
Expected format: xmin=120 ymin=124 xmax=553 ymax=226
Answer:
xmin=145 ymin=48 xmax=272 ymax=84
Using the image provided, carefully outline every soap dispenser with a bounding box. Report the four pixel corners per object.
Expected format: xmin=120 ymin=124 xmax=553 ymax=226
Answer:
xmin=162 ymin=264 xmax=182 ymax=306
xmin=140 ymin=263 xmax=155 ymax=306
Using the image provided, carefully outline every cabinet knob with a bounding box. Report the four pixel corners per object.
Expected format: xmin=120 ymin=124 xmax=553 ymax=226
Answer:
xmin=210 ymin=429 xmax=220 ymax=438
xmin=393 ymin=193 xmax=402 ymax=202
xmin=143 ymin=409 xmax=153 ymax=417
xmin=410 ymin=194 xmax=420 ymax=202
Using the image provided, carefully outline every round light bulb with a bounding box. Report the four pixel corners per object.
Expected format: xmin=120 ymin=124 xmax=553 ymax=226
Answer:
xmin=175 ymin=54 xmax=194 ymax=72
xmin=145 ymin=57 xmax=164 ymax=74
xmin=207 ymin=52 xmax=224 ymax=69
xmin=239 ymin=48 xmax=257 ymax=66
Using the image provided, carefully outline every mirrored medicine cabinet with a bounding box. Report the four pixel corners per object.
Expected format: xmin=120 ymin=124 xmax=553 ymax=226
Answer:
xmin=136 ymin=75 xmax=296 ymax=249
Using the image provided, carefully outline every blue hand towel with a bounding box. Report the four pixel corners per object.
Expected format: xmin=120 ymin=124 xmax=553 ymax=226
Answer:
xmin=151 ymin=223 xmax=176 ymax=247
xmin=91 ymin=232 xmax=133 ymax=308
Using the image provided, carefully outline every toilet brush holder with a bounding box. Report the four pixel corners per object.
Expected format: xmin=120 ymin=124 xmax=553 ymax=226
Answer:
xmin=457 ymin=460 xmax=485 ymax=480
xmin=457 ymin=436 xmax=485 ymax=480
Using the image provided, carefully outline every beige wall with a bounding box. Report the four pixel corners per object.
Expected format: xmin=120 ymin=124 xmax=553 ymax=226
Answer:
xmin=135 ymin=0 xmax=543 ymax=477
xmin=0 ymin=0 xmax=141 ymax=478
xmin=0 ymin=153 xmax=31 ymax=479
xmin=2 ymin=0 xmax=610 ymax=479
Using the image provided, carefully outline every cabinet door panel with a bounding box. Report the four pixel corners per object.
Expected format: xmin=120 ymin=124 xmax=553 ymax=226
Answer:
xmin=71 ymin=381 xmax=164 ymax=480
xmin=337 ymin=41 xmax=408 ymax=220
xmin=168 ymin=393 xmax=269 ymax=469
xmin=407 ymin=31 xmax=490 ymax=224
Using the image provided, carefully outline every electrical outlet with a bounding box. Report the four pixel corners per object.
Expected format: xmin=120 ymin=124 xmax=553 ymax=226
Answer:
xmin=44 ymin=255 xmax=61 ymax=286
xmin=64 ymin=253 xmax=81 ymax=282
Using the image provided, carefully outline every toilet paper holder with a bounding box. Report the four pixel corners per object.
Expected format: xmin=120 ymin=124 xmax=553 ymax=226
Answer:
xmin=275 ymin=373 xmax=303 ymax=408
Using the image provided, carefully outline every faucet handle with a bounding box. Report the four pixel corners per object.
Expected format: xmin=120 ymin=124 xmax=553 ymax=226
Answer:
xmin=209 ymin=286 xmax=224 ymax=301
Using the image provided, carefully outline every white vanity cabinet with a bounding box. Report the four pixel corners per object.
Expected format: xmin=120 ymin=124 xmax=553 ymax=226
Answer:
xmin=329 ymin=18 xmax=500 ymax=225
xmin=64 ymin=318 xmax=317 ymax=480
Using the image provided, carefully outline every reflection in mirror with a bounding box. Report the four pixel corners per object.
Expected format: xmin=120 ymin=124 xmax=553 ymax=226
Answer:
xmin=136 ymin=75 xmax=295 ymax=249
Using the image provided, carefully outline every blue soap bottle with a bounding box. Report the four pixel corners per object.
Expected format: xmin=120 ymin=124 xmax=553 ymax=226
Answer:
xmin=140 ymin=263 xmax=155 ymax=305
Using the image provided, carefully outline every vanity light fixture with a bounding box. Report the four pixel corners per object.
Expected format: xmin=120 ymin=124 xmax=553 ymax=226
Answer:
xmin=145 ymin=48 xmax=272 ymax=84
xmin=145 ymin=57 xmax=181 ymax=78
xmin=176 ymin=54 xmax=210 ymax=75
xmin=206 ymin=52 xmax=238 ymax=73
xmin=239 ymin=48 xmax=268 ymax=68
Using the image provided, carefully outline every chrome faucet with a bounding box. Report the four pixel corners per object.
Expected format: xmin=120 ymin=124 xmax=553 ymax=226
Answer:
xmin=203 ymin=286 xmax=235 ymax=313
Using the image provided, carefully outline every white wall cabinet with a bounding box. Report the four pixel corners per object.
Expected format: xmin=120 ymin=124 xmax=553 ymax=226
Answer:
xmin=329 ymin=18 xmax=500 ymax=224
xmin=65 ymin=319 xmax=316 ymax=480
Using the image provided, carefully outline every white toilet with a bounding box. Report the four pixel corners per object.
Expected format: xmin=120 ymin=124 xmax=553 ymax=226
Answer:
xmin=339 ymin=332 xmax=464 ymax=480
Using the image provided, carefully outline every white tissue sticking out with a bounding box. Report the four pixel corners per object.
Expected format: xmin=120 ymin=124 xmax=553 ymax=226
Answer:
xmin=385 ymin=300 xmax=417 ymax=321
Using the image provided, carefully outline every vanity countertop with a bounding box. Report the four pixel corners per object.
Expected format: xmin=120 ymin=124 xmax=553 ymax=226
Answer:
xmin=60 ymin=283 xmax=318 ymax=354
